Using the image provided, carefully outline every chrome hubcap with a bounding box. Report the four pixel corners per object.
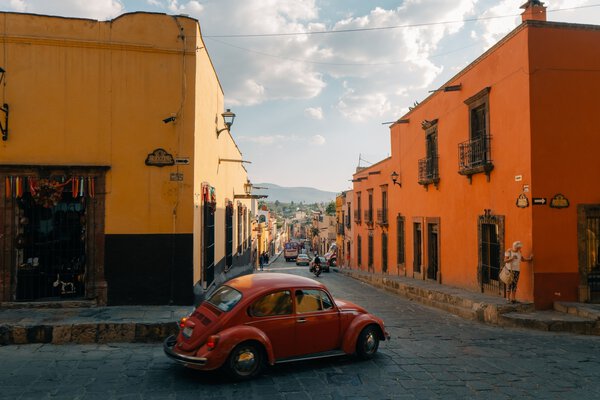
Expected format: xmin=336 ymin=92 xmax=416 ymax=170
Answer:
xmin=365 ymin=332 xmax=376 ymax=353
xmin=235 ymin=349 xmax=256 ymax=372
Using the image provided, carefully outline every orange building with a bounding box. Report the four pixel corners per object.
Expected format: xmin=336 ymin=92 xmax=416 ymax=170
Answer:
xmin=351 ymin=2 xmax=600 ymax=309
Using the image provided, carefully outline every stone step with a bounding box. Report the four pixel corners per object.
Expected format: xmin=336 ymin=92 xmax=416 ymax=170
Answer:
xmin=499 ymin=310 xmax=600 ymax=335
xmin=554 ymin=302 xmax=600 ymax=321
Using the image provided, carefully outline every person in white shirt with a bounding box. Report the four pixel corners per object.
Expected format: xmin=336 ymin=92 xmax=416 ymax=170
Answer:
xmin=504 ymin=241 xmax=533 ymax=303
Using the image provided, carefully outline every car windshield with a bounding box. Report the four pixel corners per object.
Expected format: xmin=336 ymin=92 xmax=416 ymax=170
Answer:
xmin=207 ymin=285 xmax=242 ymax=312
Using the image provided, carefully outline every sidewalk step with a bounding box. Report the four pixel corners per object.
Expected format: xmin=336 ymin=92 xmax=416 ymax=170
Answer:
xmin=499 ymin=311 xmax=600 ymax=335
xmin=554 ymin=302 xmax=600 ymax=321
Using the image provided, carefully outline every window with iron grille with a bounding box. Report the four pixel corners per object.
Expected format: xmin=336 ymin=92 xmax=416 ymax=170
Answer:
xmin=356 ymin=193 xmax=362 ymax=223
xmin=459 ymin=87 xmax=493 ymax=177
xmin=382 ymin=233 xmax=388 ymax=273
xmin=357 ymin=235 xmax=362 ymax=266
xmin=225 ymin=202 xmax=233 ymax=268
xmin=237 ymin=204 xmax=242 ymax=254
xmin=418 ymin=120 xmax=439 ymax=187
xmin=243 ymin=208 xmax=247 ymax=250
xmin=397 ymin=215 xmax=405 ymax=265
xmin=368 ymin=234 xmax=374 ymax=270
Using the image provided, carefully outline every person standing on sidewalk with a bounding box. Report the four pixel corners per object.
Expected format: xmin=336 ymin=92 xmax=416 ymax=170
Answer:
xmin=504 ymin=240 xmax=533 ymax=303
xmin=259 ymin=252 xmax=264 ymax=271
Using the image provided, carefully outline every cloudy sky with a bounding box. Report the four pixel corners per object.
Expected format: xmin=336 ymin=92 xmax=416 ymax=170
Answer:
xmin=1 ymin=0 xmax=598 ymax=192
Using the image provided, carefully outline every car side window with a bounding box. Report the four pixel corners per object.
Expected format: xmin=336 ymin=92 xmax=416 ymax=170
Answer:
xmin=250 ymin=290 xmax=292 ymax=317
xmin=295 ymin=289 xmax=334 ymax=313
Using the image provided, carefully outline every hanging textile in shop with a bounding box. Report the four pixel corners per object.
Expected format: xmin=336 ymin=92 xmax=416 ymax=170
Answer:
xmin=4 ymin=175 xmax=96 ymax=205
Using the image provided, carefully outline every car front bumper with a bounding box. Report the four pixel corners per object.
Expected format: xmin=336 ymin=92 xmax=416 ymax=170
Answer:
xmin=163 ymin=335 xmax=208 ymax=366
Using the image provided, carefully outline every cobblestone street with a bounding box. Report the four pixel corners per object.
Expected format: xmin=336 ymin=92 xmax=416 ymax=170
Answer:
xmin=2 ymin=258 xmax=600 ymax=399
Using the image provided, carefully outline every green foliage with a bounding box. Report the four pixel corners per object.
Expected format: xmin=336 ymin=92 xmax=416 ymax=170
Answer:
xmin=325 ymin=201 xmax=336 ymax=215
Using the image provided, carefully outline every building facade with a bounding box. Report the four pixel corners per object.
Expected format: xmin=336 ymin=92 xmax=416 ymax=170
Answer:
xmin=351 ymin=2 xmax=600 ymax=309
xmin=0 ymin=12 xmax=253 ymax=306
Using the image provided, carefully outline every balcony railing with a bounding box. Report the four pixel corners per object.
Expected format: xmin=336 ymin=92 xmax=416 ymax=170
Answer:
xmin=364 ymin=209 xmax=374 ymax=227
xmin=418 ymin=156 xmax=439 ymax=186
xmin=377 ymin=208 xmax=388 ymax=226
xmin=458 ymin=135 xmax=493 ymax=177
xmin=354 ymin=209 xmax=362 ymax=223
xmin=337 ymin=223 xmax=345 ymax=235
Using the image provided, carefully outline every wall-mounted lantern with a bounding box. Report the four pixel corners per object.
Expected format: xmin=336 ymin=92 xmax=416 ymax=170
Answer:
xmin=216 ymin=109 xmax=236 ymax=137
xmin=391 ymin=171 xmax=401 ymax=187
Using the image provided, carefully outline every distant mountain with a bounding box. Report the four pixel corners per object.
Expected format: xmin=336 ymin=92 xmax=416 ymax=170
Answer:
xmin=252 ymin=183 xmax=337 ymax=204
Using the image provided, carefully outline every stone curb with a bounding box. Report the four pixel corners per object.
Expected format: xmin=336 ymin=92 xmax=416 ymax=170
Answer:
xmin=0 ymin=321 xmax=179 ymax=346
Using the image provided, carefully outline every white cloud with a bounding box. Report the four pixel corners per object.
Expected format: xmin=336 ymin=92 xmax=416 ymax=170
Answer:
xmin=310 ymin=134 xmax=326 ymax=146
xmin=168 ymin=0 xmax=203 ymax=17
xmin=304 ymin=107 xmax=323 ymax=120
xmin=237 ymin=135 xmax=286 ymax=145
xmin=146 ymin=0 xmax=162 ymax=6
xmin=0 ymin=0 xmax=124 ymax=19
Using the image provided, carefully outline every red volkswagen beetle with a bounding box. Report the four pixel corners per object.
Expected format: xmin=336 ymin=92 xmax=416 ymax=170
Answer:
xmin=164 ymin=273 xmax=389 ymax=379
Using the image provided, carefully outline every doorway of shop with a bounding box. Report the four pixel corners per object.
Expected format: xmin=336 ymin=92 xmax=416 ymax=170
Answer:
xmin=16 ymin=193 xmax=86 ymax=301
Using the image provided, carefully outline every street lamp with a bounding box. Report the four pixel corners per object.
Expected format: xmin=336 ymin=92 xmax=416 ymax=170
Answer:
xmin=244 ymin=179 xmax=253 ymax=196
xmin=216 ymin=109 xmax=236 ymax=137
xmin=391 ymin=171 xmax=401 ymax=187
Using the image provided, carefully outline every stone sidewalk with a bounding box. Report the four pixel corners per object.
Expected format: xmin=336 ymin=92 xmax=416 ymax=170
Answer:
xmin=335 ymin=267 xmax=600 ymax=336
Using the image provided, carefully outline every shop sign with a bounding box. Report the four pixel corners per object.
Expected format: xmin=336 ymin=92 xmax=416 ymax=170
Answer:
xmin=550 ymin=194 xmax=569 ymax=209
xmin=516 ymin=193 xmax=529 ymax=208
xmin=145 ymin=148 xmax=175 ymax=167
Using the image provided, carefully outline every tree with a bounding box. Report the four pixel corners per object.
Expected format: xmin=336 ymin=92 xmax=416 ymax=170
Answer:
xmin=325 ymin=201 xmax=336 ymax=216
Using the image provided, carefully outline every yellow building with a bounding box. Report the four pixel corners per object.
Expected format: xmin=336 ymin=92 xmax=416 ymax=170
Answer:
xmin=0 ymin=12 xmax=253 ymax=305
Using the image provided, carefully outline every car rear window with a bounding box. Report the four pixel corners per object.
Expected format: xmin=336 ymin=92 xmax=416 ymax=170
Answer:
xmin=207 ymin=285 xmax=242 ymax=312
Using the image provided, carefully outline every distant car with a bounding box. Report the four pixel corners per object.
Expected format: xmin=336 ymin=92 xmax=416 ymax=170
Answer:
xmin=310 ymin=256 xmax=329 ymax=273
xmin=296 ymin=254 xmax=310 ymax=266
xmin=164 ymin=273 xmax=389 ymax=380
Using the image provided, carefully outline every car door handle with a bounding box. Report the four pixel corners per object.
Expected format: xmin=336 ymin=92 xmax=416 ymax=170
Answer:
xmin=297 ymin=318 xmax=307 ymax=323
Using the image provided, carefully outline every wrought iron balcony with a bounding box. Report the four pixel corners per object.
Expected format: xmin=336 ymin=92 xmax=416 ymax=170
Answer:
xmin=354 ymin=209 xmax=361 ymax=223
xmin=337 ymin=223 xmax=345 ymax=235
xmin=418 ymin=156 xmax=439 ymax=187
xmin=377 ymin=208 xmax=388 ymax=226
xmin=458 ymin=135 xmax=493 ymax=177
xmin=345 ymin=215 xmax=351 ymax=229
xmin=364 ymin=209 xmax=374 ymax=226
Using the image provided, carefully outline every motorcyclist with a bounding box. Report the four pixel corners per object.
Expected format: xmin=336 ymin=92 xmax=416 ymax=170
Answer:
xmin=312 ymin=253 xmax=321 ymax=276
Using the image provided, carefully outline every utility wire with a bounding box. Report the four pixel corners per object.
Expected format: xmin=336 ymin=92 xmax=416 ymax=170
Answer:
xmin=205 ymin=36 xmax=480 ymax=66
xmin=202 ymin=4 xmax=600 ymax=38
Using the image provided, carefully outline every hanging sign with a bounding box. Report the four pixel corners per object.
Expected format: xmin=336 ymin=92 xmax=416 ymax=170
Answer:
xmin=145 ymin=148 xmax=174 ymax=167
xmin=516 ymin=193 xmax=529 ymax=208
xmin=550 ymin=194 xmax=569 ymax=209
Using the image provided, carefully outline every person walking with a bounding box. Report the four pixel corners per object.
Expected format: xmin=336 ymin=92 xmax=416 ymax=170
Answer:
xmin=259 ymin=252 xmax=264 ymax=271
xmin=504 ymin=240 xmax=533 ymax=303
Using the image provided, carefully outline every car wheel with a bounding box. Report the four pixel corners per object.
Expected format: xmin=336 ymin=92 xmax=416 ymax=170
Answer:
xmin=356 ymin=325 xmax=379 ymax=360
xmin=225 ymin=342 xmax=264 ymax=380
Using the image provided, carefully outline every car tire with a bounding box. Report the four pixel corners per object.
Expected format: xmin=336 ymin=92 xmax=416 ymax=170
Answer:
xmin=224 ymin=342 xmax=265 ymax=380
xmin=356 ymin=325 xmax=379 ymax=360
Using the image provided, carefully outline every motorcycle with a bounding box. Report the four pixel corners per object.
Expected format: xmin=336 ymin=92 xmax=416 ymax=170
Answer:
xmin=312 ymin=262 xmax=322 ymax=277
